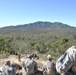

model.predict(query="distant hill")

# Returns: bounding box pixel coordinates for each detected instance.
[1,21,74,29]
[0,21,75,34]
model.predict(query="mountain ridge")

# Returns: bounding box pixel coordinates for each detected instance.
[1,21,75,29]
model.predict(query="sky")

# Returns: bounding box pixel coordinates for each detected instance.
[0,0,76,28]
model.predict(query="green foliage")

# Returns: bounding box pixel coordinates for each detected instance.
[0,36,20,53]
[0,36,10,53]
[29,42,47,53]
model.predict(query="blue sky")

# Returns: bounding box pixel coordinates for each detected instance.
[0,0,76,28]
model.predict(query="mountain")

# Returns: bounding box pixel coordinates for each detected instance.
[0,21,75,34]
[1,21,74,29]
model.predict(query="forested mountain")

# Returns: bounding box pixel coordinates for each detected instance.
[1,21,74,29]
[0,21,76,59]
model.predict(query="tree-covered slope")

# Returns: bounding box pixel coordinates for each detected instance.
[0,21,76,59]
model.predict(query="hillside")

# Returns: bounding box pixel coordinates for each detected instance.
[0,21,76,59]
